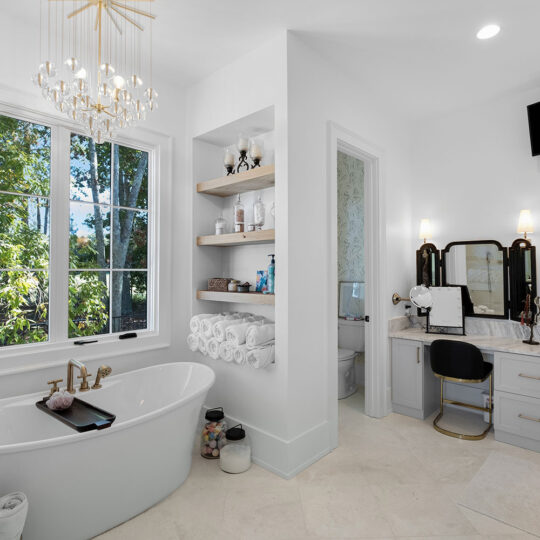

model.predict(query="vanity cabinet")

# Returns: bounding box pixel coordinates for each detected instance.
[494,351,540,452]
[391,338,439,419]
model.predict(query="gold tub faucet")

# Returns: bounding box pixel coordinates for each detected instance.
[67,359,91,394]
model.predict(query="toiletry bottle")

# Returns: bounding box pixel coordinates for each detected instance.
[265,254,275,294]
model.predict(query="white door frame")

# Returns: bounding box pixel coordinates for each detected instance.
[327,121,390,449]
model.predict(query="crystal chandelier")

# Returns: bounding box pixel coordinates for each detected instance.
[33,0,158,144]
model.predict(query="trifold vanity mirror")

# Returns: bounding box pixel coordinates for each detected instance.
[416,238,537,322]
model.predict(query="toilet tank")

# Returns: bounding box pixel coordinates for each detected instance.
[338,319,365,352]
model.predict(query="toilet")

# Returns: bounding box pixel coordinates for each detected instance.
[338,318,365,399]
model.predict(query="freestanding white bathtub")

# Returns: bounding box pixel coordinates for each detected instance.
[0,362,215,540]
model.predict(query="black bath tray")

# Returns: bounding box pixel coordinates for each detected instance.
[36,397,116,432]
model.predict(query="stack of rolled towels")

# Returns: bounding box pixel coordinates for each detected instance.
[188,312,275,369]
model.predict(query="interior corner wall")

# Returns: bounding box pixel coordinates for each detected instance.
[285,33,415,448]
[411,87,540,274]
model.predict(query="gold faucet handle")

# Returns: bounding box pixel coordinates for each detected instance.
[77,372,92,391]
[47,378,63,396]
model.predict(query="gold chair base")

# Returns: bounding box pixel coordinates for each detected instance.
[433,374,493,441]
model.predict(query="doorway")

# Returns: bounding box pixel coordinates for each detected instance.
[327,122,389,450]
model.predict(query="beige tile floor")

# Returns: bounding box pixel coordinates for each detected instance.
[96,389,540,540]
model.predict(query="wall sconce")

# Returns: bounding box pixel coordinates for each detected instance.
[517,209,534,239]
[419,218,433,245]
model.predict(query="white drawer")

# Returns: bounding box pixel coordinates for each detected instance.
[495,352,540,399]
[495,391,540,441]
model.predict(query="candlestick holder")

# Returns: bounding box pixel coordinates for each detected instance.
[225,165,235,176]
[251,157,261,168]
[236,150,250,173]
[521,294,539,345]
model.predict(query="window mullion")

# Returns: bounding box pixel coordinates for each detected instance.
[48,126,71,343]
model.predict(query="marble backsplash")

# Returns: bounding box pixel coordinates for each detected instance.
[388,314,540,341]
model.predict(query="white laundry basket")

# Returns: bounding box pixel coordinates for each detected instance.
[0,492,28,540]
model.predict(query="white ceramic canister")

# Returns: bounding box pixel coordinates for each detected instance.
[219,424,251,474]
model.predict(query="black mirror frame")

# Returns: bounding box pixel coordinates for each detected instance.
[508,238,537,322]
[441,240,509,320]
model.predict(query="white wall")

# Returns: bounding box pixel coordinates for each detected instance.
[412,86,540,258]
[0,10,184,398]
[286,33,415,440]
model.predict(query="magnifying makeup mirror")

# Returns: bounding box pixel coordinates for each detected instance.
[409,285,433,310]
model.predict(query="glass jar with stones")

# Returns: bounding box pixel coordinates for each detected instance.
[200,407,227,459]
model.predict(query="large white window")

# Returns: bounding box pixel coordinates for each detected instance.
[0,111,155,351]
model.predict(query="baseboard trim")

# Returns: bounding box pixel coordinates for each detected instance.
[200,406,331,478]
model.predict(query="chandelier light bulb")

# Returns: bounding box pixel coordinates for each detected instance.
[111,75,126,89]
[64,57,80,73]
[100,63,115,77]
[144,87,158,101]
[39,61,56,78]
[74,67,87,80]
[72,78,88,95]
[32,72,48,89]
[127,74,143,89]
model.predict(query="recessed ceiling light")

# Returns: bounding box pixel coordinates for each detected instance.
[477,24,501,40]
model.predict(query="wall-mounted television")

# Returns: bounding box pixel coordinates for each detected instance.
[527,101,540,156]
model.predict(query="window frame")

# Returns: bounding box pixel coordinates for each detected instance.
[0,102,172,375]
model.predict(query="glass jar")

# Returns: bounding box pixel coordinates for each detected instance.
[234,194,244,233]
[215,215,227,235]
[200,407,227,459]
[253,196,265,230]
[220,424,251,474]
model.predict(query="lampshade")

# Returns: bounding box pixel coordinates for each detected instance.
[517,210,534,237]
[419,219,433,242]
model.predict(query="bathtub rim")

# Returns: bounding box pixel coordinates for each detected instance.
[0,361,214,456]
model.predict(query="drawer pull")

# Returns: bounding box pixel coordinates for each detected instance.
[518,373,540,381]
[518,413,540,423]
[417,347,420,364]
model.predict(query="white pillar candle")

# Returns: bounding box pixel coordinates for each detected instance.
[250,143,262,160]
[237,134,249,152]
[224,149,235,166]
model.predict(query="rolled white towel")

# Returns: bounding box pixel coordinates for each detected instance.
[198,335,209,355]
[207,338,220,360]
[233,344,249,365]
[225,321,263,347]
[214,319,245,342]
[219,341,234,362]
[187,333,199,352]
[189,313,214,334]
[200,315,224,337]
[0,492,28,540]
[247,343,275,369]
[246,315,266,322]
[246,324,275,349]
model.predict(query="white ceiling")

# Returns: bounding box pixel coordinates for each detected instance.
[4,0,540,118]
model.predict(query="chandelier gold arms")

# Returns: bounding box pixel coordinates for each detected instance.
[109,5,144,31]
[105,6,123,33]
[111,2,156,19]
[67,2,93,19]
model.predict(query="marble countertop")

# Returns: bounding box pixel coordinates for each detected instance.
[389,327,540,357]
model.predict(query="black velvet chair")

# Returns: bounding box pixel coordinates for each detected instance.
[430,339,493,440]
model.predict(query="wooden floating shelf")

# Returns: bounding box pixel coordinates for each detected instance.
[197,290,275,305]
[197,164,275,197]
[197,229,275,247]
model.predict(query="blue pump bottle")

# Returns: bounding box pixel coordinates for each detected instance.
[265,254,275,294]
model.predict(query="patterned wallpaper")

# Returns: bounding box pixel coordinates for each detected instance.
[337,151,364,282]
